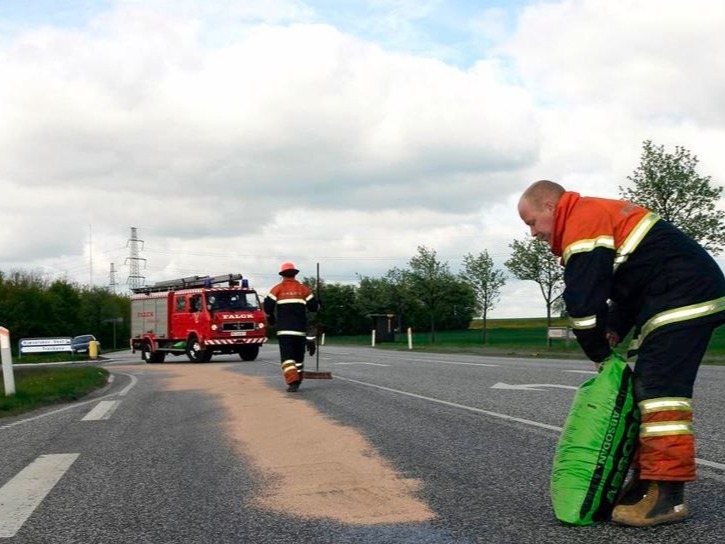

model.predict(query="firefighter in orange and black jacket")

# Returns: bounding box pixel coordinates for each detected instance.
[263,262,320,392]
[518,180,725,527]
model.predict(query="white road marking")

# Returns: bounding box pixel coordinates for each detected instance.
[370,355,499,368]
[335,362,389,367]
[337,376,562,432]
[491,382,579,391]
[0,453,80,538]
[337,376,725,472]
[81,400,120,421]
[409,359,499,367]
[117,372,138,396]
[564,370,598,375]
[0,372,137,430]
[697,458,725,470]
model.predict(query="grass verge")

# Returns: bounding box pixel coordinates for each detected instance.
[0,366,110,419]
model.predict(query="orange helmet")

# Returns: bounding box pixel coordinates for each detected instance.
[279,261,299,276]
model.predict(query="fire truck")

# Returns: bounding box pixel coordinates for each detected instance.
[130,274,268,363]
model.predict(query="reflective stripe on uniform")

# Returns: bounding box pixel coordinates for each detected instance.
[629,295,725,350]
[639,397,692,414]
[613,212,659,272]
[281,360,298,376]
[640,421,693,437]
[277,298,307,305]
[569,314,597,330]
[277,330,306,337]
[638,395,695,480]
[562,235,614,264]
[639,397,693,437]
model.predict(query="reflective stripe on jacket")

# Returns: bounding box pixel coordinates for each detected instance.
[264,277,319,336]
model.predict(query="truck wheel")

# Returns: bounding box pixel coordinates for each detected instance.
[150,351,166,363]
[142,342,166,364]
[142,342,154,363]
[239,346,260,361]
[186,337,212,363]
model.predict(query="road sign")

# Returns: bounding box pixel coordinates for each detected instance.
[18,337,73,356]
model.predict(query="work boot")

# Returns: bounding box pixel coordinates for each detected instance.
[616,470,649,506]
[611,481,688,527]
[286,381,300,393]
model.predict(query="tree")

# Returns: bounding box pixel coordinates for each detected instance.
[407,246,457,343]
[460,251,506,343]
[619,140,725,254]
[315,282,366,336]
[505,237,564,326]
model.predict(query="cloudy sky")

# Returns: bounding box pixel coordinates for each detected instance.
[1,0,724,318]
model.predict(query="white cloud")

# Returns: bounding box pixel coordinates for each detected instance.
[1,0,724,320]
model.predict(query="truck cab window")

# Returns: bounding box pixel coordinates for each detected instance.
[176,297,186,312]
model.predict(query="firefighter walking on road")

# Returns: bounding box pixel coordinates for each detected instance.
[264,262,320,392]
[518,180,725,527]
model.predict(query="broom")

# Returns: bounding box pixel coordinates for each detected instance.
[302,262,332,380]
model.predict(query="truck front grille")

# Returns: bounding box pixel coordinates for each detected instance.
[222,322,255,331]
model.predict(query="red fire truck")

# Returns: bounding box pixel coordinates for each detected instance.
[130,274,268,363]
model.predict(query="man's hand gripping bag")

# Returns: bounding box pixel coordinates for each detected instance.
[550,354,640,525]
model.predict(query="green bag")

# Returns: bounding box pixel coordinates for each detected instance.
[550,355,640,525]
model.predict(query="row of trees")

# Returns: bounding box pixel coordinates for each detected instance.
[0,271,130,353]
[307,246,503,343]
[1,141,722,348]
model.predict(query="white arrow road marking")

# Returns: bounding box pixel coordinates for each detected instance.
[337,376,725,473]
[82,400,120,421]
[335,362,390,367]
[0,453,80,538]
[491,382,579,391]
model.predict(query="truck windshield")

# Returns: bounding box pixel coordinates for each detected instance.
[207,291,259,311]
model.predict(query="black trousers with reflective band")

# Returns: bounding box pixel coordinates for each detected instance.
[634,323,716,401]
[278,334,306,373]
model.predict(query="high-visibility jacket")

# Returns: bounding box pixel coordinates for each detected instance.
[551,192,725,362]
[263,277,320,336]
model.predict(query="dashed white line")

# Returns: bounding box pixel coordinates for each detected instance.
[81,400,120,421]
[0,372,136,430]
[0,453,80,538]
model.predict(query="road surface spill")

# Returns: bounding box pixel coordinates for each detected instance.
[121,364,434,525]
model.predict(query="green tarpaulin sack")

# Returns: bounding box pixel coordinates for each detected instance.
[551,354,640,525]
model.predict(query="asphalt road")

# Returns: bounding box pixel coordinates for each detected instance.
[1,344,724,543]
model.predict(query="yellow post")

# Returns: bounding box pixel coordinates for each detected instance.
[89,340,99,360]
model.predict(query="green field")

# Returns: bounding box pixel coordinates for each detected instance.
[323,318,725,364]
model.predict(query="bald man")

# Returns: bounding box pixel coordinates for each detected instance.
[518,180,725,526]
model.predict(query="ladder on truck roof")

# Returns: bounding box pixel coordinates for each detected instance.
[131,274,246,294]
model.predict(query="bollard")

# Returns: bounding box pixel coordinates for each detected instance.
[89,340,99,360]
[1,327,16,396]
[407,327,413,350]
[371,329,376,347]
